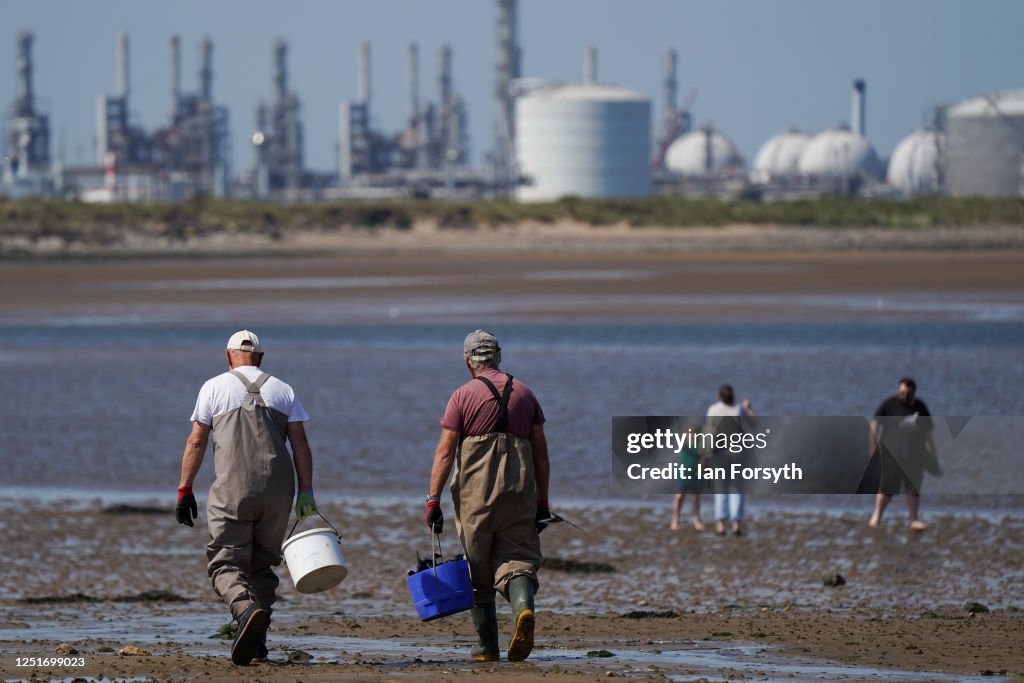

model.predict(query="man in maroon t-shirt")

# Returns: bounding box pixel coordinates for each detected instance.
[426,330,550,663]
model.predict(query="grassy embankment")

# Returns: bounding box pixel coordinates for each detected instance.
[1,196,1022,238]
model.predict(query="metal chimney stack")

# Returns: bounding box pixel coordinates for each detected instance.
[255,99,267,134]
[254,99,269,199]
[662,48,677,135]
[16,32,33,115]
[852,78,866,136]
[703,126,714,173]
[494,0,521,194]
[357,40,371,115]
[438,44,454,159]
[439,44,452,107]
[583,45,597,84]
[117,33,129,106]
[169,36,180,118]
[274,40,288,102]
[497,0,521,81]
[199,37,213,103]
[407,42,419,129]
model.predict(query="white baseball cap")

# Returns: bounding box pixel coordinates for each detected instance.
[226,330,262,353]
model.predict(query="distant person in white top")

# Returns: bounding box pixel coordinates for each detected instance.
[175,330,318,666]
[705,384,755,536]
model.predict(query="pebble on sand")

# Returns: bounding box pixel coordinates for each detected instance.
[823,572,846,587]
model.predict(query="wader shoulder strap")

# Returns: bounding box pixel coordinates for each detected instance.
[474,373,514,433]
[229,370,270,407]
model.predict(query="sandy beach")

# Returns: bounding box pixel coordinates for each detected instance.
[2,244,1023,325]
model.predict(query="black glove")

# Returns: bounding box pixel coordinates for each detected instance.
[176,487,198,527]
[536,500,551,534]
[426,501,444,533]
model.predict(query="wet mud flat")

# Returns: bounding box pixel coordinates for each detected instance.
[3,249,1024,325]
[0,603,1019,682]
[1,497,1022,680]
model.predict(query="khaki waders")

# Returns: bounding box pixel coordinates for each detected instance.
[451,374,542,661]
[206,371,295,620]
[452,432,542,599]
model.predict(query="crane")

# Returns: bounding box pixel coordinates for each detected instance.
[651,88,698,171]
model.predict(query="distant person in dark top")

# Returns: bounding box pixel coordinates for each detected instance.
[868,377,935,531]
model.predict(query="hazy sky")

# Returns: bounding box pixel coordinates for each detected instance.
[3,1,1022,174]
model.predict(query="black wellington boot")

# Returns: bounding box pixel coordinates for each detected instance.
[507,576,535,662]
[469,602,500,661]
[253,631,268,663]
[231,603,269,666]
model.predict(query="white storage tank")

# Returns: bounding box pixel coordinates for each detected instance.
[946,90,1024,197]
[887,129,944,194]
[751,129,811,181]
[515,83,651,201]
[664,126,743,176]
[797,127,882,180]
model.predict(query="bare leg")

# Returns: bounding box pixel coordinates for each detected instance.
[691,494,705,531]
[731,492,744,536]
[869,493,892,528]
[671,494,683,531]
[907,494,927,530]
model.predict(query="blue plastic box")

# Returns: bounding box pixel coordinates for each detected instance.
[407,558,474,621]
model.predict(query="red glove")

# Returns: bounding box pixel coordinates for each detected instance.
[176,486,198,527]
[426,501,443,533]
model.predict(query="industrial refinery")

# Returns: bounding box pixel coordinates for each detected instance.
[2,33,53,197]
[334,40,475,198]
[3,1,1023,202]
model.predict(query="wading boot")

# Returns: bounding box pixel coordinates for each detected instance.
[252,632,269,663]
[469,602,500,661]
[231,603,270,666]
[507,576,535,662]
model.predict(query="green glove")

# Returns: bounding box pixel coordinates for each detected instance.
[295,490,317,520]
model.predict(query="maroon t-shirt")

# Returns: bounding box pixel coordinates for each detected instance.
[440,368,545,439]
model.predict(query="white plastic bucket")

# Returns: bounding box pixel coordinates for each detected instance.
[282,527,348,594]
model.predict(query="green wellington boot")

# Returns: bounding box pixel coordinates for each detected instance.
[469,602,500,661]
[507,576,535,662]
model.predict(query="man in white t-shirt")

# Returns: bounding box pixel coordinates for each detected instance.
[705,384,755,536]
[176,330,318,666]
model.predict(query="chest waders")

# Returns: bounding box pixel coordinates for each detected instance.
[206,370,296,621]
[451,373,542,662]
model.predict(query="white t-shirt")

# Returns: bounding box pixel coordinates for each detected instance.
[705,400,752,434]
[190,365,310,425]
[706,401,749,419]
